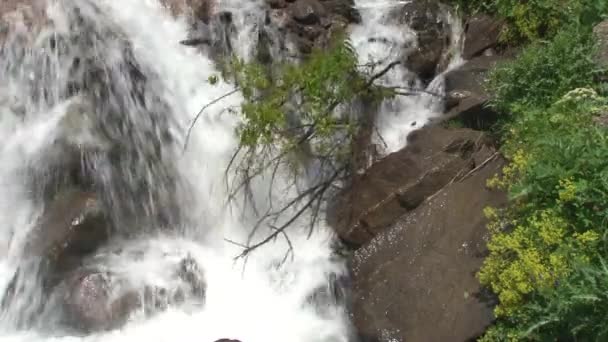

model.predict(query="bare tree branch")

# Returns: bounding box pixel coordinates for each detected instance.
[183,87,241,153]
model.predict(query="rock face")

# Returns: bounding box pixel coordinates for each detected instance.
[387,0,450,82]
[440,55,510,130]
[329,126,496,247]
[55,256,206,333]
[350,152,506,342]
[160,0,216,23]
[594,20,608,68]
[266,0,360,55]
[60,271,139,333]
[462,15,503,59]
[24,190,109,279]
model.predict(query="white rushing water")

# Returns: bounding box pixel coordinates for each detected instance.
[0,1,349,341]
[0,0,463,341]
[351,0,463,156]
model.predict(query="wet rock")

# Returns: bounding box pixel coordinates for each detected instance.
[329,126,495,247]
[440,55,510,130]
[320,0,361,24]
[177,255,206,298]
[23,189,109,282]
[57,255,206,332]
[266,0,359,55]
[387,0,449,82]
[291,0,325,25]
[60,271,139,333]
[350,153,506,342]
[160,0,216,23]
[463,15,503,59]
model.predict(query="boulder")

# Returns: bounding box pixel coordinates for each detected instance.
[60,271,139,333]
[319,0,360,24]
[23,189,109,280]
[290,0,325,25]
[594,21,608,70]
[462,15,503,59]
[56,255,206,333]
[266,0,359,55]
[351,153,506,342]
[387,0,449,82]
[439,55,509,130]
[329,126,496,247]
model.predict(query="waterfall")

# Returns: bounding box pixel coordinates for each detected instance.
[350,0,463,157]
[0,1,349,341]
[0,0,465,340]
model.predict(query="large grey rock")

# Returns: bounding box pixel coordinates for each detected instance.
[594,21,608,68]
[24,189,109,279]
[290,0,326,25]
[463,15,503,59]
[56,255,206,333]
[351,153,506,342]
[439,55,510,130]
[329,126,496,247]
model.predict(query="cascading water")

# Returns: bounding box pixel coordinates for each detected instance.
[0,1,350,341]
[350,0,463,156]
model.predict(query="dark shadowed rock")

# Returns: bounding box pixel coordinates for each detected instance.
[329,126,496,247]
[387,0,449,82]
[463,15,503,59]
[265,0,359,55]
[319,0,360,23]
[215,339,242,342]
[24,189,109,281]
[351,154,506,342]
[439,55,510,130]
[290,0,326,25]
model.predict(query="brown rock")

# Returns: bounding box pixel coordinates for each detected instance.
[320,0,361,24]
[160,0,216,23]
[594,21,608,68]
[61,271,139,333]
[351,153,506,342]
[329,126,495,247]
[439,55,510,130]
[24,189,109,278]
[290,0,326,25]
[387,0,449,82]
[463,15,503,59]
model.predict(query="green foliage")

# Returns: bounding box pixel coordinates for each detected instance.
[479,86,608,339]
[446,0,608,44]
[482,261,608,341]
[227,40,359,150]
[487,26,598,113]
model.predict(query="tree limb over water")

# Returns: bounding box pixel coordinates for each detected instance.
[185,39,440,259]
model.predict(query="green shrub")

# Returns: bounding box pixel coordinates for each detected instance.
[479,88,608,340]
[445,0,608,43]
[487,26,598,114]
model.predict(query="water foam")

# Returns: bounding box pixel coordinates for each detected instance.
[0,0,348,341]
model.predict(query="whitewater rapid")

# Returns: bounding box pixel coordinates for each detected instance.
[351,0,462,156]
[0,0,348,341]
[0,0,464,341]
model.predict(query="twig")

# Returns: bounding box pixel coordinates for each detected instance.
[183,87,241,152]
